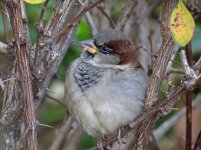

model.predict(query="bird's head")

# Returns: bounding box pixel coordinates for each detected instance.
[80,29,138,69]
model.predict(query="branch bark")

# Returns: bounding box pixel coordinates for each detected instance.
[186,42,193,150]
[3,1,36,149]
[154,93,201,140]
[0,0,89,149]
[49,116,74,150]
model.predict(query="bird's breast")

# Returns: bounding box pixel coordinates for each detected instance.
[66,60,148,137]
[73,62,104,92]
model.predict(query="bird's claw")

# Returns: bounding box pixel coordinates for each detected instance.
[97,134,111,150]
[97,142,104,150]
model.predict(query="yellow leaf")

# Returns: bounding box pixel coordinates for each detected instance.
[24,0,45,4]
[170,0,195,46]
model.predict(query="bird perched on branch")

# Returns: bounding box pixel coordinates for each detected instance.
[65,29,158,149]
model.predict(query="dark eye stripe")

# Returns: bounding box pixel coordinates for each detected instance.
[100,45,112,54]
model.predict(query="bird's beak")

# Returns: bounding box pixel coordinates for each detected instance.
[80,40,98,54]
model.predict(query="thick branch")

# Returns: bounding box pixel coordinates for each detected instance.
[4,0,36,149]
[185,42,193,150]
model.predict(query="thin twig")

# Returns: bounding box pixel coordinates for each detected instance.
[62,124,84,150]
[154,93,201,139]
[194,57,201,71]
[39,0,49,23]
[49,116,74,150]
[167,67,184,74]
[54,0,106,39]
[116,0,138,30]
[85,12,98,36]
[96,5,115,28]
[34,0,50,72]
[193,131,201,150]
[137,46,158,58]
[148,36,154,71]
[180,50,197,87]
[46,94,67,107]
[0,2,8,42]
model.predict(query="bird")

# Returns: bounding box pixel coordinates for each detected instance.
[65,29,158,149]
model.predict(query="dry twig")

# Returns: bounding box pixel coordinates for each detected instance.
[54,0,106,39]
[116,0,138,30]
[154,93,201,139]
[0,0,88,149]
[185,42,193,150]
[85,12,98,36]
[194,131,201,150]
[49,116,73,150]
[96,5,115,28]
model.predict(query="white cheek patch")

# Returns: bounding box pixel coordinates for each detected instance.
[85,60,131,71]
[94,53,120,65]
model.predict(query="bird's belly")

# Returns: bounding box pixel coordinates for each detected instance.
[70,97,108,137]
[83,81,145,136]
[70,87,144,137]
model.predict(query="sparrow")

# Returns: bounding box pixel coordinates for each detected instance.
[65,29,157,149]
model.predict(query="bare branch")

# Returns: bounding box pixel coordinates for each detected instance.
[180,50,197,88]
[85,12,98,36]
[0,0,88,149]
[194,131,201,150]
[62,124,84,150]
[54,0,106,39]
[49,116,73,150]
[33,0,89,106]
[167,67,184,74]
[185,42,193,150]
[3,1,37,149]
[154,93,201,139]
[0,2,9,42]
[116,0,138,30]
[194,57,201,71]
[46,94,67,107]
[96,5,115,28]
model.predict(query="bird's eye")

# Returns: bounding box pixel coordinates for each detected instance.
[100,45,112,54]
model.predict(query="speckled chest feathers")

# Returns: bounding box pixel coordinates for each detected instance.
[73,62,104,92]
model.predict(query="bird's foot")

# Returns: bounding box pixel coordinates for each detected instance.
[97,141,104,150]
[97,134,111,150]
